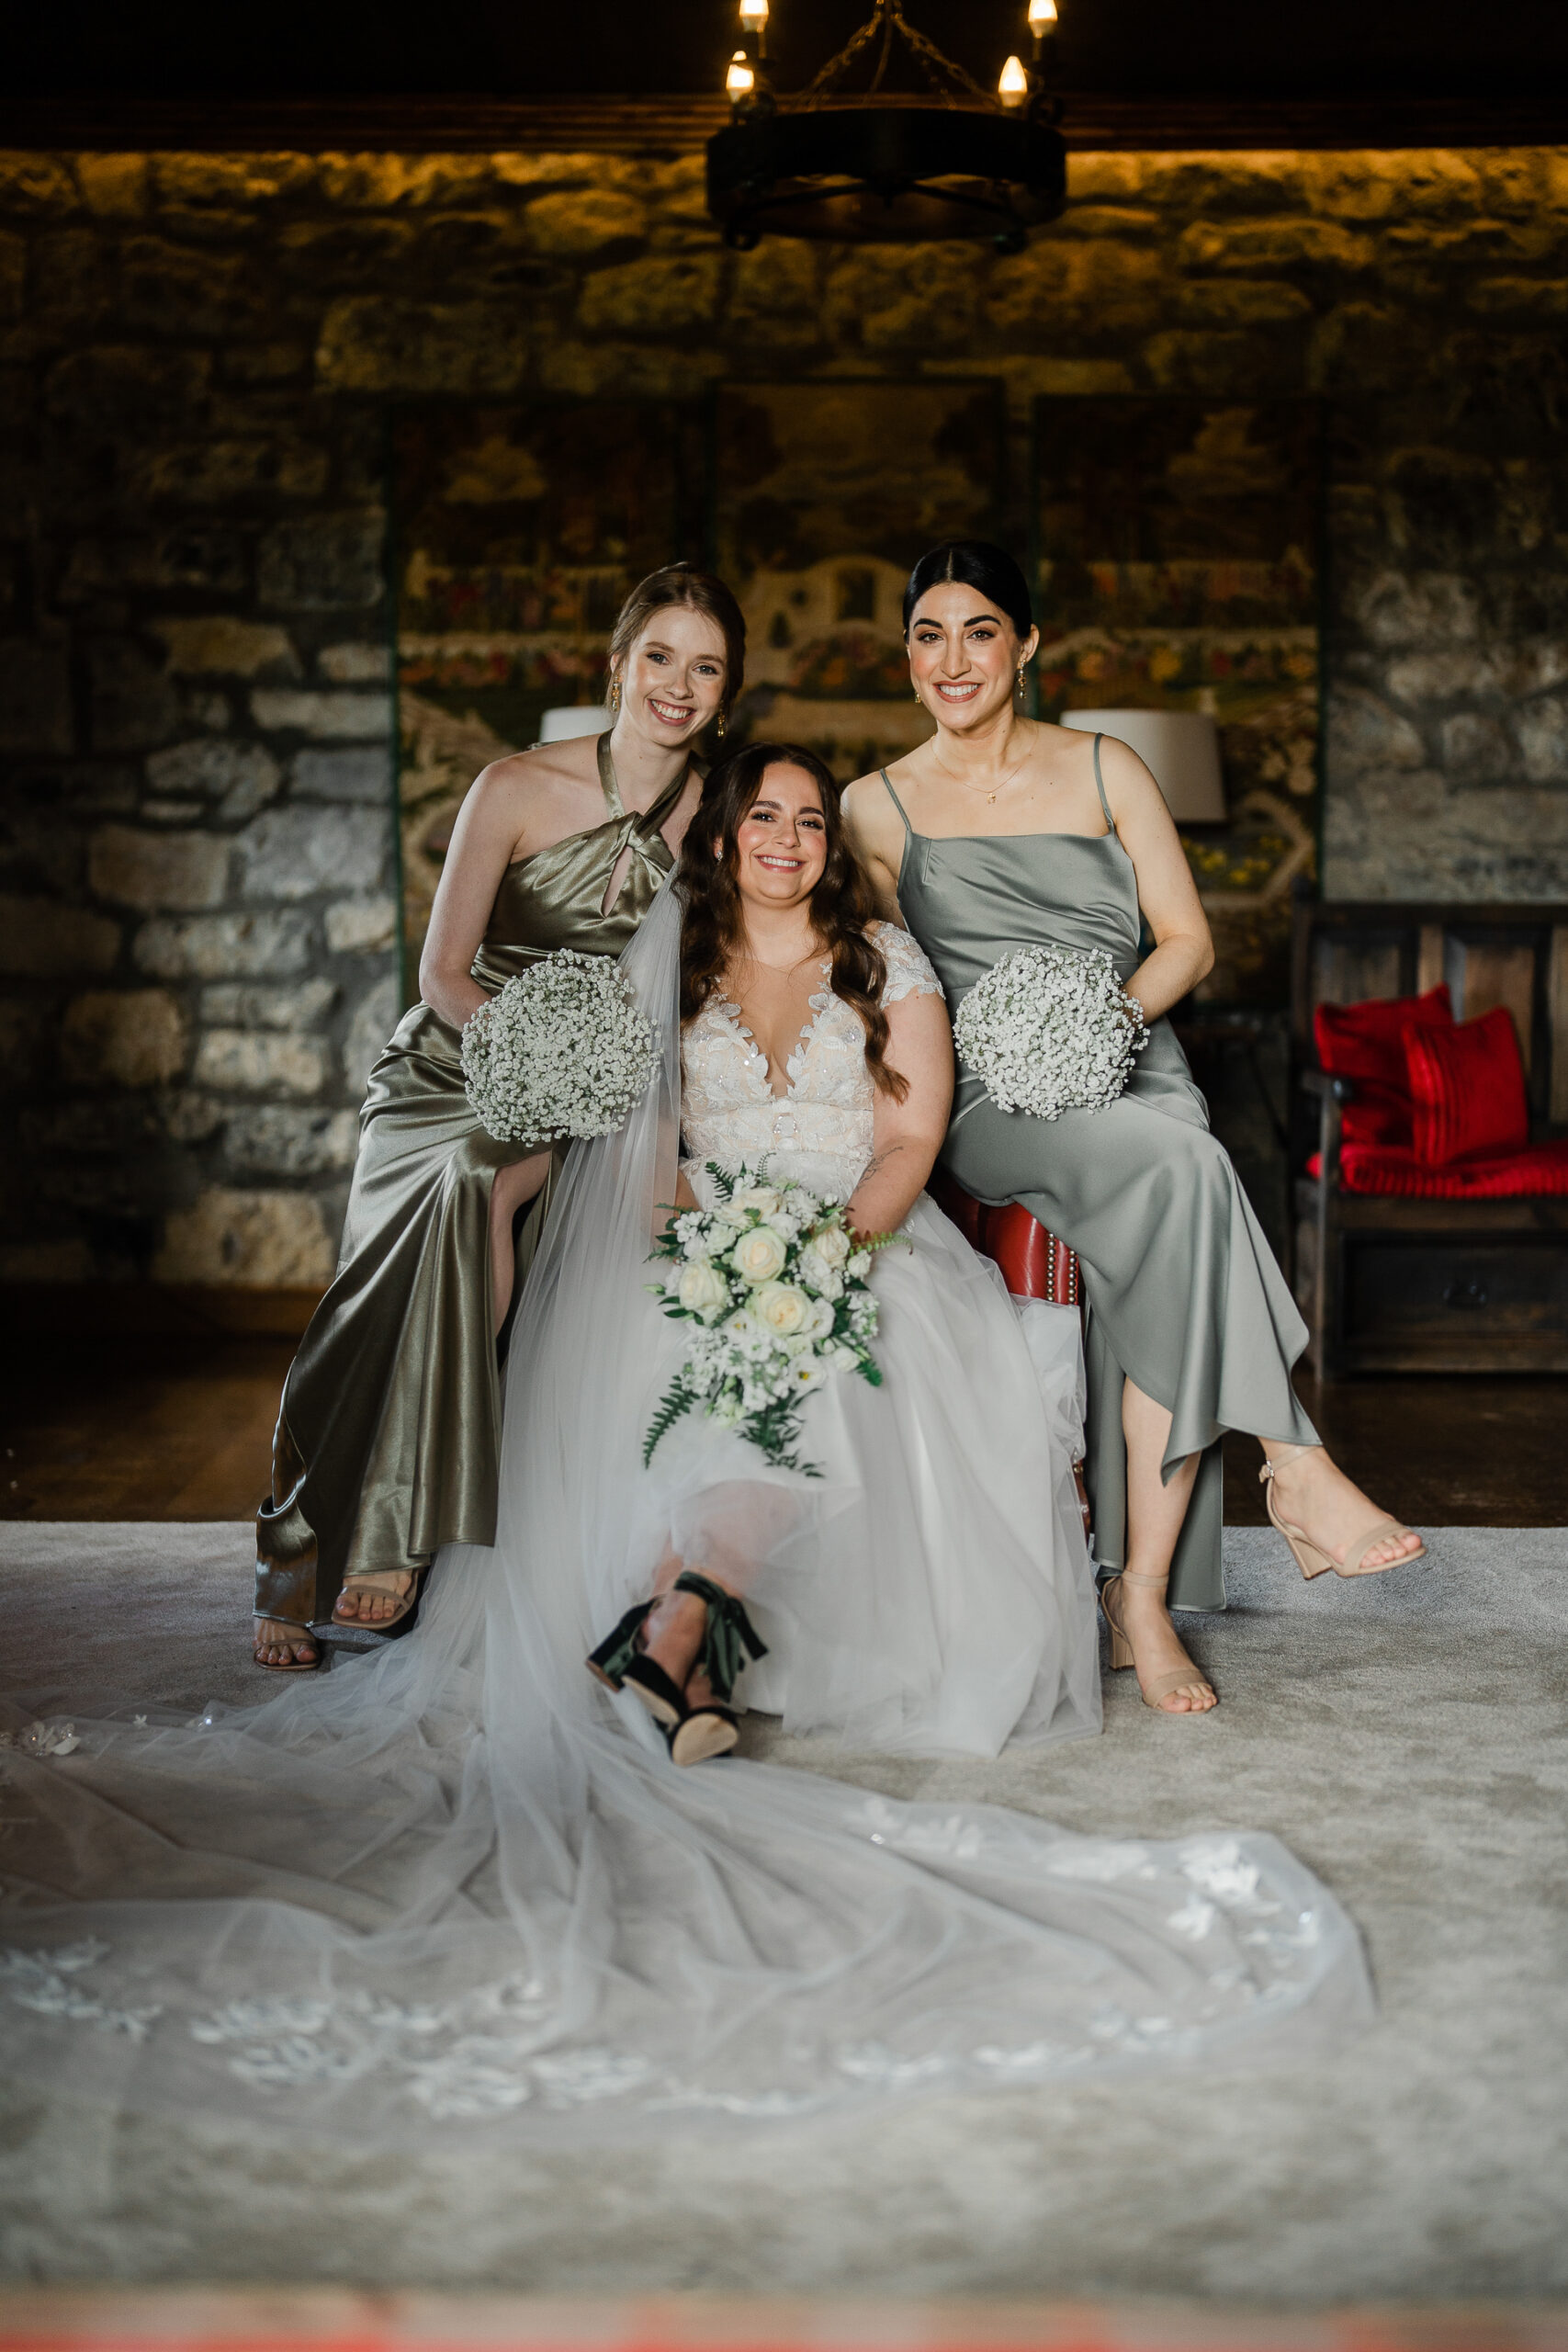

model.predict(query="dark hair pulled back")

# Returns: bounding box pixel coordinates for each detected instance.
[676,740,908,1102]
[902,539,1033,641]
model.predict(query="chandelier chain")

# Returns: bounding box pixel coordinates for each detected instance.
[798,0,988,105]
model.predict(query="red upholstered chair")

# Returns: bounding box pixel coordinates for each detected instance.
[1292,894,1568,1374]
[927,1170,1090,1538]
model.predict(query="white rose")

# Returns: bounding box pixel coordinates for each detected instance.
[729,1183,783,1220]
[809,1223,851,1268]
[676,1258,729,1317]
[804,1294,838,1342]
[752,1280,814,1338]
[732,1226,788,1285]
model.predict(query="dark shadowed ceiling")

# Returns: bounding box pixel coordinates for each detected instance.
[11,0,1568,100]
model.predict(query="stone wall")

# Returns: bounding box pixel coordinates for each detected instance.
[1,141,1565,1291]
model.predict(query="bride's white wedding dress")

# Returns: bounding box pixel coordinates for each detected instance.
[0,887,1371,2146]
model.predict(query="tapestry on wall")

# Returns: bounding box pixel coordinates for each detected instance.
[392,402,697,971]
[1033,398,1323,1004]
[713,380,1004,784]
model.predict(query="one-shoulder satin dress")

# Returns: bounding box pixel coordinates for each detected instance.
[254,738,696,1631]
[883,743,1318,1612]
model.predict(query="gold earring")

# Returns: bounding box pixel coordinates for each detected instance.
[716,710,727,739]
[608,678,622,714]
[1016,662,1026,695]
[912,682,922,702]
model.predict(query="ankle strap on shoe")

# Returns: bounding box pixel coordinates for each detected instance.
[1259,1442,1319,1484]
[1116,1570,1169,1590]
[673,1571,769,1702]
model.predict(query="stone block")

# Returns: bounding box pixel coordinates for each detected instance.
[193,1028,329,1096]
[133,910,313,980]
[146,739,282,821]
[44,345,210,435]
[1349,571,1481,650]
[256,511,386,612]
[1384,649,1499,702]
[524,188,646,253]
[822,244,978,351]
[0,639,73,754]
[1328,687,1427,775]
[1513,695,1568,784]
[344,974,401,1096]
[987,239,1163,341]
[1179,218,1374,275]
[61,989,188,1086]
[153,1185,336,1287]
[75,154,149,217]
[535,340,721,401]
[728,243,819,339]
[163,1091,224,1142]
[1142,329,1282,393]
[0,154,77,213]
[131,439,331,505]
[276,216,422,285]
[87,639,185,753]
[1439,711,1512,781]
[221,1104,359,1178]
[250,689,391,740]
[118,235,264,337]
[89,823,228,910]
[579,254,722,336]
[1324,767,1568,901]
[1135,154,1307,215]
[221,343,311,385]
[61,531,247,602]
[317,642,390,684]
[201,978,337,1029]
[1466,278,1568,321]
[315,297,529,396]
[0,995,52,1083]
[1176,279,1313,326]
[0,894,120,978]
[152,618,299,680]
[315,154,500,209]
[1055,205,1162,240]
[293,746,391,803]
[237,803,389,900]
[325,897,398,954]
[151,153,316,209]
[1307,303,1414,393]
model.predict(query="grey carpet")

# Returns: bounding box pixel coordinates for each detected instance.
[1,1521,1565,2304]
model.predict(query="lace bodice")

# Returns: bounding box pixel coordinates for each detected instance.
[681,922,942,1203]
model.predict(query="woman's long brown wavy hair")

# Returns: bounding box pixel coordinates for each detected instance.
[676,741,908,1102]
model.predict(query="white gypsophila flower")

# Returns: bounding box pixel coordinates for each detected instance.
[460,948,659,1147]
[953,944,1148,1123]
[796,1248,842,1300]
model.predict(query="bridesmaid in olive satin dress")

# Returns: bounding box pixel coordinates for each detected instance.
[253,566,747,1670]
[844,542,1423,1716]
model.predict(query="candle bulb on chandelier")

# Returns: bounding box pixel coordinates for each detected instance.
[1028,0,1058,57]
[739,0,769,57]
[997,53,1030,107]
[726,49,756,104]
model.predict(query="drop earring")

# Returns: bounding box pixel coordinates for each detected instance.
[608,678,622,715]
[716,710,727,739]
[1015,662,1026,697]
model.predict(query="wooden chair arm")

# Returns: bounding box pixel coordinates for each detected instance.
[1300,1067,1356,1103]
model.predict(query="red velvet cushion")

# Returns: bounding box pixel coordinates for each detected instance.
[1404,1006,1529,1166]
[1314,985,1453,1149]
[1309,1137,1568,1198]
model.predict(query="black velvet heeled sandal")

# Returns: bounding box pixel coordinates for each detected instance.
[586,1573,768,1764]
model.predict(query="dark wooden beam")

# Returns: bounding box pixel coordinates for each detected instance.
[0,91,1562,153]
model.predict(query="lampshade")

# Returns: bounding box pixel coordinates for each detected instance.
[538,705,613,744]
[1061,709,1227,823]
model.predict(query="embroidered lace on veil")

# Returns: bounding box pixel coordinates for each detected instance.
[0,881,1371,2145]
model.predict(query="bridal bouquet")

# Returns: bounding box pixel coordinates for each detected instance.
[461,948,659,1147]
[644,1164,892,1476]
[954,944,1148,1122]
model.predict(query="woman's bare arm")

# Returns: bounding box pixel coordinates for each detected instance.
[843,988,954,1242]
[1100,737,1215,1019]
[840,775,907,925]
[417,763,531,1028]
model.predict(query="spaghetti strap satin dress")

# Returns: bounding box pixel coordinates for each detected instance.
[882,741,1317,1611]
[254,736,696,1632]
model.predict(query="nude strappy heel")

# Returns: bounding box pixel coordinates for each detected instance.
[1099,1569,1216,1713]
[1259,1443,1427,1579]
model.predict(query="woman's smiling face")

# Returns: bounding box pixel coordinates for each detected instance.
[616,605,729,745]
[907,581,1036,733]
[728,762,829,915]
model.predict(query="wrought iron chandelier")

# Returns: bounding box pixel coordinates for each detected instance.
[705,0,1066,253]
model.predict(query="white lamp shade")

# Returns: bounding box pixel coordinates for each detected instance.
[1061,708,1226,823]
[538,704,613,744]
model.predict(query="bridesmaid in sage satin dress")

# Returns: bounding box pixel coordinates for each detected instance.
[844,541,1423,1715]
[252,565,746,1671]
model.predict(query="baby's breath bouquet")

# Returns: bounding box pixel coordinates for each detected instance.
[954,944,1148,1122]
[645,1164,892,1476]
[461,948,659,1147]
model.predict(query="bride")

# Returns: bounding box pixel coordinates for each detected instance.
[0,745,1371,2143]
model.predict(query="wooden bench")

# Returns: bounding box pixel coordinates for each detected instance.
[1291,895,1568,1375]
